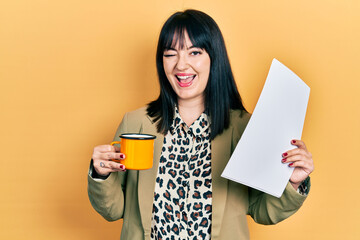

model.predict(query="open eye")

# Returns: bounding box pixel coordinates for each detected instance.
[190,51,202,56]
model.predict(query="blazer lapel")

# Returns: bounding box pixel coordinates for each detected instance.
[211,125,233,238]
[137,115,164,236]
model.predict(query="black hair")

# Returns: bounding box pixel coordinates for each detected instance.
[147,9,246,139]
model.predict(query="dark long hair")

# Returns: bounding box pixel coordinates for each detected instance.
[147,9,246,139]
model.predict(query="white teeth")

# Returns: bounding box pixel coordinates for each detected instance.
[177,75,193,80]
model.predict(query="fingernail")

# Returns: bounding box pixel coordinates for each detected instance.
[282,152,288,157]
[120,165,125,170]
[289,163,294,167]
[120,153,125,159]
[281,159,286,163]
[291,140,296,144]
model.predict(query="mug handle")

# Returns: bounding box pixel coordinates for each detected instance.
[110,140,122,163]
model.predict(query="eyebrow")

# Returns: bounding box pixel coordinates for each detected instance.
[164,46,200,51]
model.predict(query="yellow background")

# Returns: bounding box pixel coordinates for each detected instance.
[1,0,359,239]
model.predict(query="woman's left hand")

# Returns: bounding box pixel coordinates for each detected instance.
[282,139,314,189]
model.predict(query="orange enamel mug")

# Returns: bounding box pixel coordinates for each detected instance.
[111,133,156,170]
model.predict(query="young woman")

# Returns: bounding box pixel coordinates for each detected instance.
[88,9,314,240]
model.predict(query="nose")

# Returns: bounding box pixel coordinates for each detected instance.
[175,53,189,71]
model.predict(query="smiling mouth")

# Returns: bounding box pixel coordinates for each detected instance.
[175,74,196,87]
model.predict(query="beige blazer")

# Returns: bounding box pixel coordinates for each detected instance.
[88,107,308,240]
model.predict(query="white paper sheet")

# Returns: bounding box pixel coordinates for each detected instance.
[221,58,310,198]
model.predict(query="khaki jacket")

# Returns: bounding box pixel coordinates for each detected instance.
[88,107,308,240]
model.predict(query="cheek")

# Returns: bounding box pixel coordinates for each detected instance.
[196,57,211,75]
[163,60,175,76]
[163,63,169,74]
[199,63,211,81]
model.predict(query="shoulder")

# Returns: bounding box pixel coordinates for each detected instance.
[125,106,148,120]
[114,106,153,140]
[229,109,251,127]
[229,109,251,141]
[118,106,150,133]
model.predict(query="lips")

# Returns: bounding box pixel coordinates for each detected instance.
[175,73,196,87]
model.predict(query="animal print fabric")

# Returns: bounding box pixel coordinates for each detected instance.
[150,108,212,240]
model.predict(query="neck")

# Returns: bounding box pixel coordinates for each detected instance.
[177,97,205,127]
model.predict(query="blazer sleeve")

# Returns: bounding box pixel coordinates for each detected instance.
[247,181,308,225]
[87,113,129,221]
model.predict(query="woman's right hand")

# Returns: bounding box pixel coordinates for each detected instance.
[92,145,126,177]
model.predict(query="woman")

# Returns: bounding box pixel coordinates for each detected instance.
[88,9,314,240]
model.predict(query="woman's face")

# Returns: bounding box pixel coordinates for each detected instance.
[163,31,211,105]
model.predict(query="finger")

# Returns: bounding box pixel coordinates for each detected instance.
[291,139,308,151]
[107,161,126,171]
[95,152,125,160]
[288,160,314,173]
[94,145,117,153]
[282,148,308,158]
[282,154,309,164]
[285,148,312,161]
[93,160,114,176]
[95,160,126,172]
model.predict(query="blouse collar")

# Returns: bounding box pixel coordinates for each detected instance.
[170,106,210,136]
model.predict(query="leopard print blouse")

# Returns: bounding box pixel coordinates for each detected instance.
[150,108,212,240]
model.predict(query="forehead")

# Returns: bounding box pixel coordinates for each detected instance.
[167,30,194,50]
